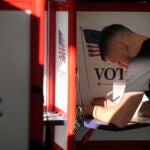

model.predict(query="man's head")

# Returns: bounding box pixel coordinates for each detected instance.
[99,24,135,70]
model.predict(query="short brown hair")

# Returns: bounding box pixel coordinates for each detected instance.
[99,24,133,61]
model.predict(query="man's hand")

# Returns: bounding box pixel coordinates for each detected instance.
[90,97,115,107]
[138,101,150,117]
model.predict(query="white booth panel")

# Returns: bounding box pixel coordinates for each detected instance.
[0,11,30,149]
[55,11,68,113]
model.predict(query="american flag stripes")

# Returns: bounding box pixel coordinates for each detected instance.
[58,30,66,63]
[83,29,101,57]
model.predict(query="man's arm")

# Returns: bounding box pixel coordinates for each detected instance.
[92,92,144,128]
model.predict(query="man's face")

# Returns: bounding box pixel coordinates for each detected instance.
[106,50,130,71]
[105,43,132,71]
[105,55,128,71]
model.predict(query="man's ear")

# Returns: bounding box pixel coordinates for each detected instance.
[115,42,129,56]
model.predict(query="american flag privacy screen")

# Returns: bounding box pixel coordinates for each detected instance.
[83,29,101,57]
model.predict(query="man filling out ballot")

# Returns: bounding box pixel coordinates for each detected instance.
[75,24,150,132]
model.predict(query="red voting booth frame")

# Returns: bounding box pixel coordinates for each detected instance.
[47,1,76,149]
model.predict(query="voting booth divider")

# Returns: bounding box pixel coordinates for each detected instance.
[0,0,76,149]
[0,0,45,149]
[43,1,76,150]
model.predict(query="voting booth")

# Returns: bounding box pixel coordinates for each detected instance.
[75,1,150,150]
